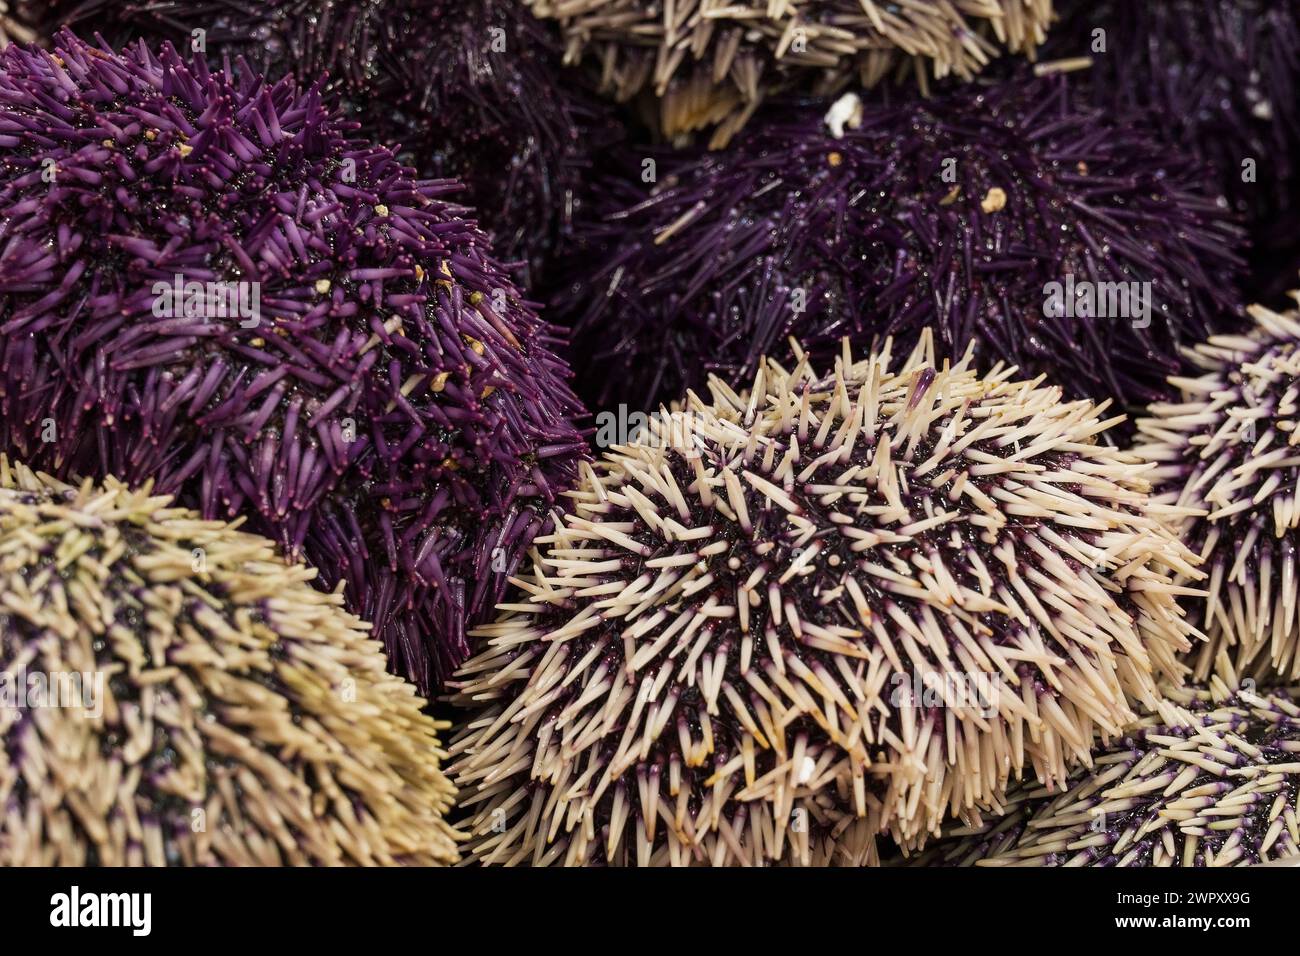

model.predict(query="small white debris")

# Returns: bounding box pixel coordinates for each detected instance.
[824,92,863,140]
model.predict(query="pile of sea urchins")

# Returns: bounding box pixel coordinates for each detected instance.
[1,2,1299,870]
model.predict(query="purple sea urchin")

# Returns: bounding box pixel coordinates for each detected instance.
[911,681,1300,867]
[449,333,1201,864]
[0,458,459,866]
[555,73,1246,420]
[31,0,617,282]
[1041,0,1300,299]
[533,0,1052,145]
[1134,293,1300,685]
[0,32,587,692]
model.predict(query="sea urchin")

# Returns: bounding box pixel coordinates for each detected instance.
[29,0,617,282]
[449,332,1201,865]
[555,73,1246,420]
[0,32,587,692]
[0,458,458,866]
[912,680,1300,867]
[1135,292,1300,684]
[532,0,1053,144]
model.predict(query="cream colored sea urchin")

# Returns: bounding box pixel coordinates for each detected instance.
[1135,293,1300,684]
[0,460,459,866]
[911,677,1300,868]
[449,333,1201,865]
[534,0,1054,144]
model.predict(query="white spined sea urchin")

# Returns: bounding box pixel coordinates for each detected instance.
[449,333,1202,865]
[1135,292,1300,684]
[911,678,1300,867]
[533,0,1053,144]
[0,459,459,866]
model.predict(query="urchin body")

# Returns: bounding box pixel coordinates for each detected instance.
[1136,296,1300,684]
[912,683,1300,867]
[555,74,1245,419]
[29,0,615,282]
[532,0,1052,144]
[0,459,458,866]
[450,333,1201,865]
[0,33,587,692]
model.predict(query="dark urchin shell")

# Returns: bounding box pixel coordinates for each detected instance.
[0,458,459,866]
[1041,0,1300,303]
[30,0,619,284]
[530,0,1052,145]
[0,32,587,692]
[449,333,1200,865]
[1135,294,1300,685]
[554,72,1247,422]
[910,680,1300,867]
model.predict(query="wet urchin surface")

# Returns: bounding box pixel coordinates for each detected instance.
[1135,293,1300,685]
[553,72,1247,424]
[1040,0,1300,304]
[909,680,1300,867]
[0,32,588,693]
[0,458,459,866]
[27,0,621,284]
[528,0,1053,146]
[448,332,1201,865]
